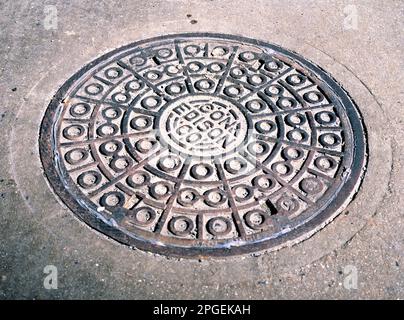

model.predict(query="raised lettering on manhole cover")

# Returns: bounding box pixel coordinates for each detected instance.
[39,33,366,257]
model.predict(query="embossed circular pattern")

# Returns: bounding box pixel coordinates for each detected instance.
[40,33,366,257]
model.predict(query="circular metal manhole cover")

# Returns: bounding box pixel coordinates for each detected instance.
[39,33,366,257]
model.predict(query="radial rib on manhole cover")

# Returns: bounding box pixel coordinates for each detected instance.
[39,33,366,257]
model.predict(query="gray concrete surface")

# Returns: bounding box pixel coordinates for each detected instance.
[0,0,403,299]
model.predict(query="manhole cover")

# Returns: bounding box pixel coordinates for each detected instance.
[39,33,366,257]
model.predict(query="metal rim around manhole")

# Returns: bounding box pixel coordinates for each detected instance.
[39,33,367,258]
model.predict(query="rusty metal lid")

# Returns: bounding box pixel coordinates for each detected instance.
[39,33,366,257]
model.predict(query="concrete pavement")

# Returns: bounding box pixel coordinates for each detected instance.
[0,0,402,299]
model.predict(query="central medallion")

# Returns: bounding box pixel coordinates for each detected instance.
[157,94,249,158]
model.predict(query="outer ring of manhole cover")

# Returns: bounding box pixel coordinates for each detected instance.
[39,33,366,258]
